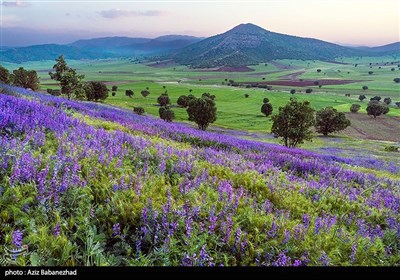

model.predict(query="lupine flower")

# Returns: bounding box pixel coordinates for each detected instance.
[319,252,330,266]
[12,230,23,249]
[112,223,121,237]
[53,224,60,237]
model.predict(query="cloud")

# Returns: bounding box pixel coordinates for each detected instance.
[2,0,29,7]
[100,9,165,19]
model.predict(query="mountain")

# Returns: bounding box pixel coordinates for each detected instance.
[0,44,112,63]
[69,36,151,48]
[370,42,400,53]
[173,23,366,67]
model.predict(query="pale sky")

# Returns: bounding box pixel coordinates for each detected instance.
[1,0,399,46]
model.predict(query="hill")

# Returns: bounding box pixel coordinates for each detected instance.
[173,23,367,67]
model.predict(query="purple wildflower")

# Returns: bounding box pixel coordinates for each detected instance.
[319,251,330,266]
[112,223,121,237]
[53,224,60,237]
[12,229,23,249]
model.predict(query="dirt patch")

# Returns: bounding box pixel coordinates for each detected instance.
[241,79,363,87]
[340,113,400,142]
[270,61,299,70]
[195,66,255,72]
[278,71,306,80]
[146,60,177,68]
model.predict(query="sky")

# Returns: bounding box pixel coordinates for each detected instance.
[1,0,399,47]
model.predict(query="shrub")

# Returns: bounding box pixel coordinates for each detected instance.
[394,78,400,83]
[263,97,269,104]
[84,81,109,101]
[350,104,361,113]
[111,85,118,91]
[141,90,150,98]
[290,89,296,94]
[368,71,373,75]
[395,102,400,108]
[359,95,366,101]
[383,97,392,105]
[362,85,368,90]
[177,95,189,107]
[133,107,145,115]
[159,106,174,122]
[261,103,273,117]
[112,92,116,96]
[305,88,313,94]
[317,69,321,73]
[157,93,170,106]
[370,96,381,101]
[125,90,134,98]
[384,145,399,152]
[244,94,249,98]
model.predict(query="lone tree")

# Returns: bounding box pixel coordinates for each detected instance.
[187,94,217,131]
[350,104,361,113]
[11,67,40,90]
[125,90,134,98]
[359,94,366,101]
[157,93,170,106]
[159,106,174,122]
[177,95,189,107]
[315,107,350,136]
[84,81,109,101]
[261,98,273,117]
[366,100,389,118]
[0,65,10,84]
[49,55,85,100]
[271,98,315,148]
[362,85,368,90]
[383,97,392,105]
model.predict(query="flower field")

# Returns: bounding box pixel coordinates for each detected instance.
[0,84,399,266]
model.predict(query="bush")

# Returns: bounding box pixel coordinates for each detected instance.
[305,88,313,94]
[111,85,118,91]
[394,78,400,83]
[157,93,170,106]
[350,104,361,113]
[159,106,174,122]
[261,103,273,117]
[383,97,392,105]
[112,92,116,96]
[125,90,134,98]
[359,94,366,101]
[11,67,40,90]
[317,69,321,73]
[290,89,296,94]
[46,89,61,96]
[368,71,373,75]
[384,146,399,152]
[395,102,400,108]
[362,85,368,90]
[133,107,145,115]
[263,97,269,104]
[177,95,189,107]
[244,94,249,98]
[370,96,381,101]
[141,90,150,98]
[84,81,109,101]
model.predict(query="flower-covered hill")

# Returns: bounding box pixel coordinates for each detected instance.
[0,85,399,266]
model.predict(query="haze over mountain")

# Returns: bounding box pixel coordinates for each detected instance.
[0,23,398,64]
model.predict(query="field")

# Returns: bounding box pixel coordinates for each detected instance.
[0,85,399,266]
[1,56,399,266]
[3,56,399,137]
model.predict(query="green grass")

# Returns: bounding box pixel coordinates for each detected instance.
[4,57,400,133]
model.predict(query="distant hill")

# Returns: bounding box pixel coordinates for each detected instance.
[173,23,367,67]
[0,44,112,63]
[370,42,400,53]
[69,36,151,48]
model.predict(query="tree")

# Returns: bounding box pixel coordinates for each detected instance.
[202,92,215,100]
[394,78,400,83]
[366,100,389,118]
[368,71,373,75]
[350,104,361,113]
[261,103,273,117]
[125,90,134,98]
[49,55,85,100]
[395,102,400,108]
[112,92,116,96]
[11,67,40,90]
[157,93,170,106]
[317,69,321,73]
[359,94,366,101]
[84,81,109,101]
[290,89,296,94]
[271,98,315,148]
[263,97,269,104]
[362,85,368,90]
[315,107,350,135]
[187,95,217,131]
[159,106,174,122]
[0,65,10,84]
[177,95,189,107]
[370,96,381,101]
[141,90,150,98]
[383,97,392,105]
[305,88,313,93]
[133,107,145,115]
[112,85,118,91]
[244,94,249,98]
